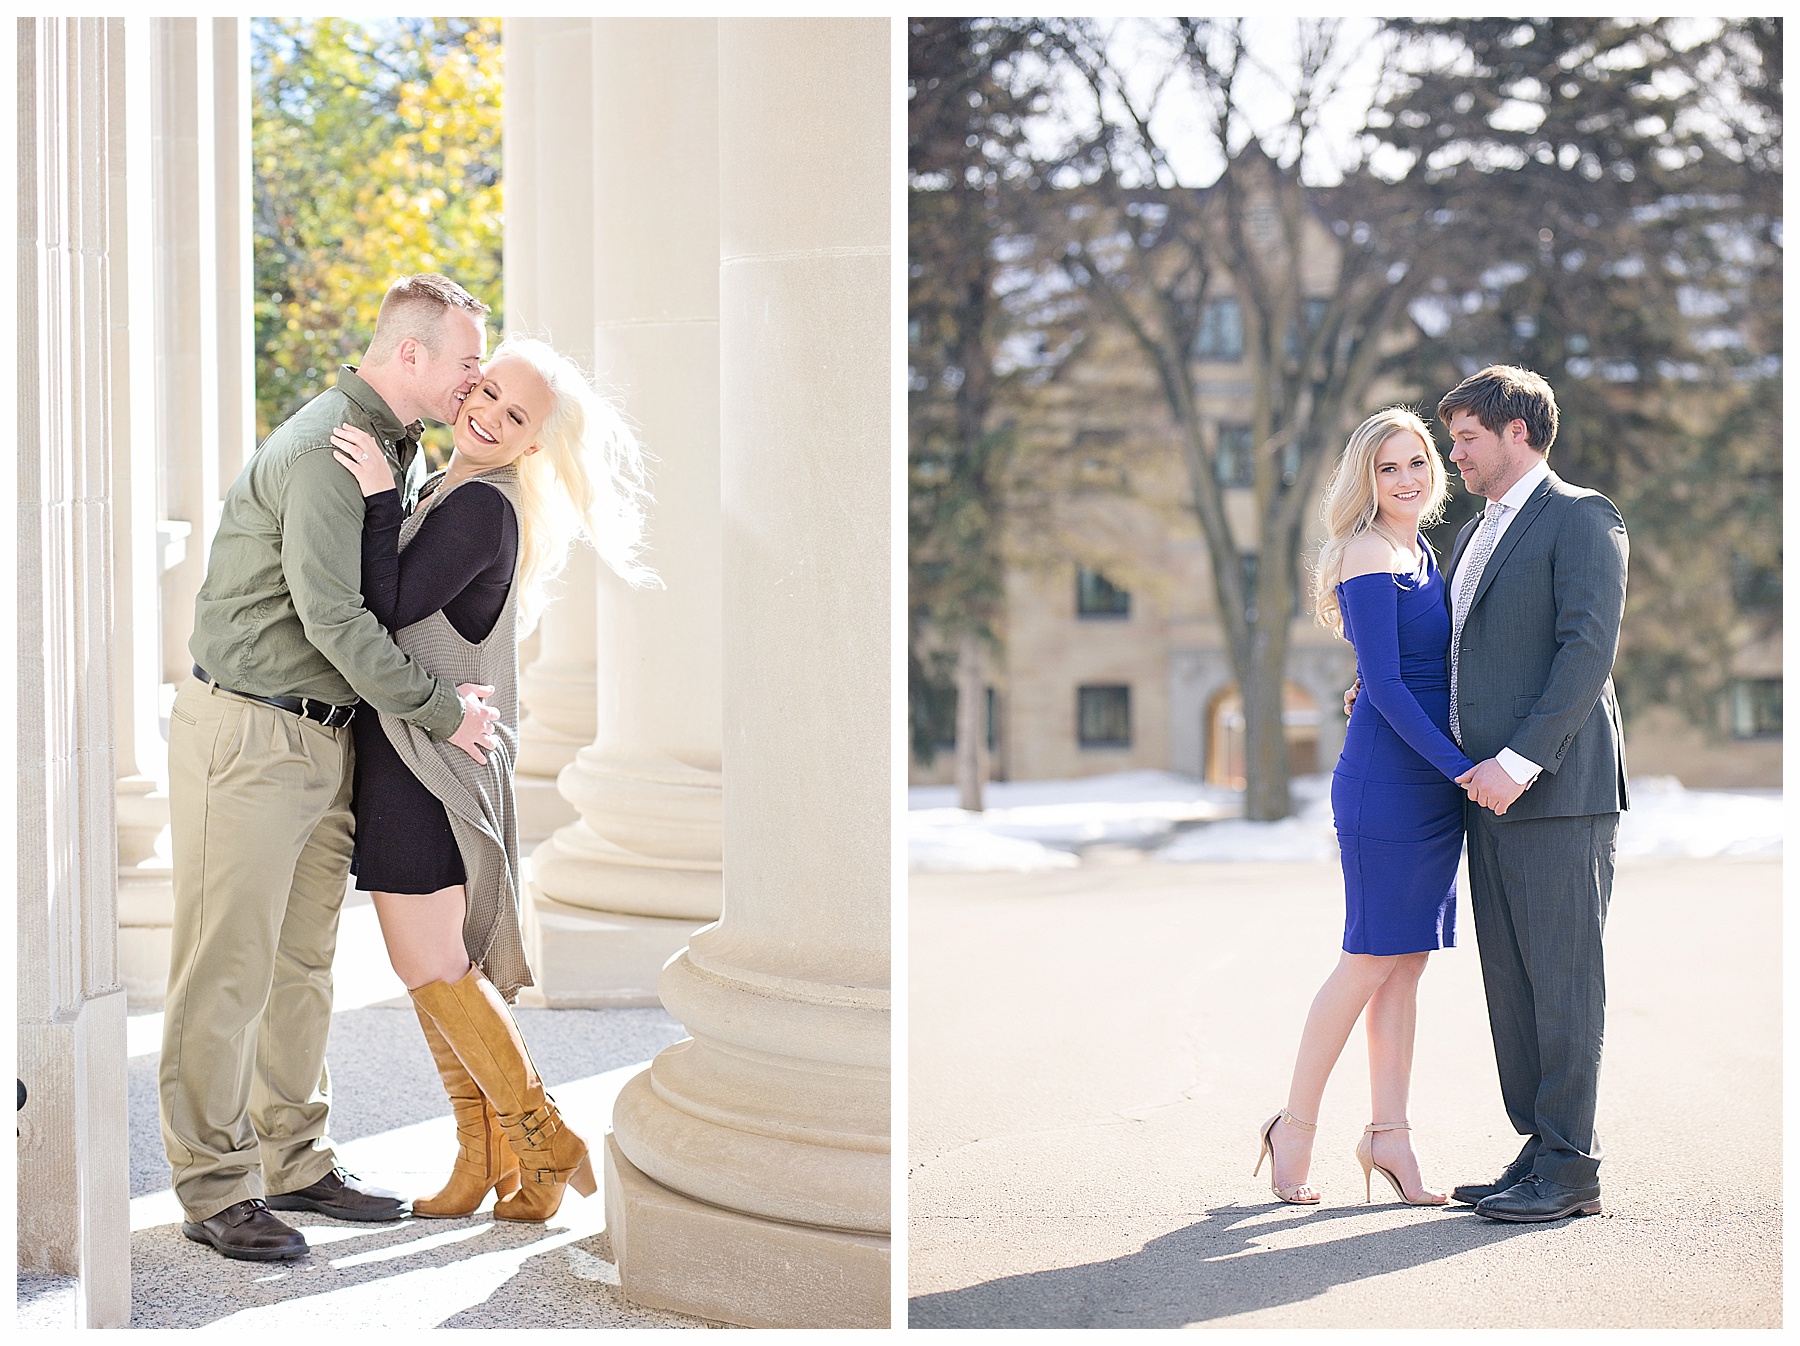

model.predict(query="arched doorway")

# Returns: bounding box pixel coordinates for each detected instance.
[1204,682,1322,789]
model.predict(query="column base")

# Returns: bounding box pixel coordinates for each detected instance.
[526,889,705,1006]
[604,1132,889,1329]
[119,865,174,1009]
[18,989,131,1327]
[515,772,580,845]
[119,925,171,1010]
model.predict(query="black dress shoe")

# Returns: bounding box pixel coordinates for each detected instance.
[182,1198,309,1261]
[1474,1172,1602,1223]
[1451,1155,1534,1206]
[266,1166,410,1222]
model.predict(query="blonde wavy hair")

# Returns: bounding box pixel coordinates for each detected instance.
[1311,406,1447,637]
[493,335,660,632]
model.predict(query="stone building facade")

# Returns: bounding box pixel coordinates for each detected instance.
[14,16,890,1329]
[913,183,1781,793]
[913,184,1369,790]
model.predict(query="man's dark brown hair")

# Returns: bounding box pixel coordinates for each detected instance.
[1436,364,1559,453]
[365,273,490,363]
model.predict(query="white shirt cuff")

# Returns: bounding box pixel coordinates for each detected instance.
[1497,747,1541,785]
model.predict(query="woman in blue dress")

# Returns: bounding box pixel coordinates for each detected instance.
[1253,407,1473,1208]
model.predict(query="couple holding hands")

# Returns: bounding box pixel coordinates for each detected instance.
[1257,366,1630,1225]
[160,274,656,1260]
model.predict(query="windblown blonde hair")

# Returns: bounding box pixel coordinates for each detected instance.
[492,336,660,632]
[1311,407,1447,637]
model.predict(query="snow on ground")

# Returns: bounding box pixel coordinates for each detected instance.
[907,770,1238,873]
[1615,776,1783,861]
[908,770,1781,872]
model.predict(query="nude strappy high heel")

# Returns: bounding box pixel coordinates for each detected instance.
[1355,1121,1448,1206]
[1254,1108,1322,1205]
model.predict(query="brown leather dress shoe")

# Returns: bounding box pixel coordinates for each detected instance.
[182,1198,309,1261]
[266,1166,409,1222]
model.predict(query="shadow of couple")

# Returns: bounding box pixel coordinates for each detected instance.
[909,1195,1555,1328]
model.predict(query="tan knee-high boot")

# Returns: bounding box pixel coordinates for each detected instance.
[407,998,522,1217]
[411,967,596,1222]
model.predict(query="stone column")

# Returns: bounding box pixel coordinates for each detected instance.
[117,18,254,1007]
[14,16,132,1326]
[605,19,891,1328]
[512,552,594,839]
[503,17,597,843]
[211,19,256,490]
[113,16,171,1005]
[152,18,222,689]
[524,19,724,1006]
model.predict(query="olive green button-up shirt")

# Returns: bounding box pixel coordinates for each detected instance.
[188,366,465,741]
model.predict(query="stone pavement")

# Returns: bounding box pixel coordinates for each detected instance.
[23,889,721,1330]
[907,856,1781,1328]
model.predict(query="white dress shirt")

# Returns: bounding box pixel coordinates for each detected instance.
[1453,456,1551,785]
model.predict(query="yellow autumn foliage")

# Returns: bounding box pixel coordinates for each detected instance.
[253,17,502,455]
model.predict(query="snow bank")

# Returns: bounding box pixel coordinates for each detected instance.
[1615,776,1782,861]
[908,770,1239,873]
[907,770,1781,872]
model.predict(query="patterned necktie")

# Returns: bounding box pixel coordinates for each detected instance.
[1448,502,1508,745]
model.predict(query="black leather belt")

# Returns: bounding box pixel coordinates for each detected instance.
[193,664,357,729]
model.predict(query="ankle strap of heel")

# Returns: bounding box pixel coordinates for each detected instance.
[1279,1108,1317,1133]
[1364,1121,1410,1133]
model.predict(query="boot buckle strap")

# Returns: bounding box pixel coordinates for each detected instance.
[514,1106,557,1145]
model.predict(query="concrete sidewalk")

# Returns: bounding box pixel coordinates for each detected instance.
[907,856,1781,1328]
[21,890,719,1330]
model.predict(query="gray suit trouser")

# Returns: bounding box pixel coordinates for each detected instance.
[1465,807,1618,1189]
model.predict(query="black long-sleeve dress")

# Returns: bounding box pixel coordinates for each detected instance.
[350,480,520,894]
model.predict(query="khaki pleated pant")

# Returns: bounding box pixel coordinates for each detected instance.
[160,677,354,1221]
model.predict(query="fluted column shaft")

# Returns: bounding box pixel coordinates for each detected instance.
[529,18,724,917]
[116,19,252,1008]
[14,16,131,1326]
[511,18,724,1004]
[151,18,221,688]
[604,18,891,1329]
[506,18,599,811]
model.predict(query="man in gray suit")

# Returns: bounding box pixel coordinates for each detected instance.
[1437,365,1630,1223]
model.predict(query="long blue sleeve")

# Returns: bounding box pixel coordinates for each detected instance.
[1340,572,1475,781]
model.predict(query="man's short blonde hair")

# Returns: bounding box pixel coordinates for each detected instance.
[364,273,489,364]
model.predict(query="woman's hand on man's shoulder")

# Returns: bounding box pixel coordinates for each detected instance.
[330,423,397,499]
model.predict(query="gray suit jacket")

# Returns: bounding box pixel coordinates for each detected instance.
[1446,469,1630,821]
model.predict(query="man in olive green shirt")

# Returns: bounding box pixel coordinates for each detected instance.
[163,274,500,1261]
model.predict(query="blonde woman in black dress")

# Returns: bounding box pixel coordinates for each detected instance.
[331,336,655,1220]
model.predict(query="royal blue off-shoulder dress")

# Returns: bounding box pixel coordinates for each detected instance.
[1332,546,1474,955]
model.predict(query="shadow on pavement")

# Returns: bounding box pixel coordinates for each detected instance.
[129,1006,687,1198]
[128,1005,699,1328]
[909,1199,1551,1327]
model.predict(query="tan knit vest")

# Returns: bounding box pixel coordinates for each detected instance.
[378,464,531,999]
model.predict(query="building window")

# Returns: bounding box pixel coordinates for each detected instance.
[1274,437,1302,488]
[1284,297,1330,360]
[1729,678,1781,738]
[912,681,999,757]
[1076,569,1130,619]
[1216,422,1254,488]
[1077,684,1132,749]
[1194,297,1244,362]
[1238,552,1301,624]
